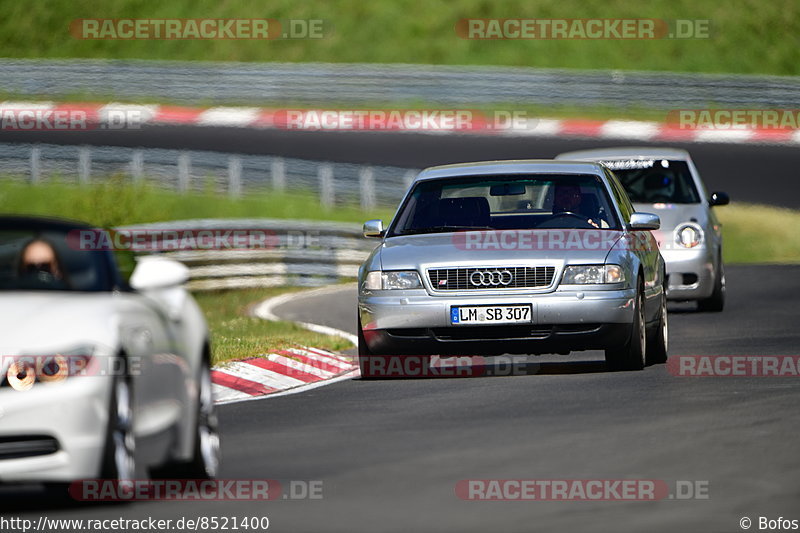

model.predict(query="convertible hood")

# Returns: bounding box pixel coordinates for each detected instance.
[379,230,624,270]
[0,292,119,358]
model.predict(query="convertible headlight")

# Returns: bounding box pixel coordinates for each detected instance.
[675,223,703,248]
[562,265,625,284]
[3,346,96,391]
[363,270,423,290]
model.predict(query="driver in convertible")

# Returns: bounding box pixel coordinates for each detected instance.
[18,238,68,287]
[552,184,600,228]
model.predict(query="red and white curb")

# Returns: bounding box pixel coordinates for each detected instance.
[212,285,359,405]
[3,101,800,146]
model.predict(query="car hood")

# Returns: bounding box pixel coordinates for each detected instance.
[379,230,624,271]
[0,292,120,362]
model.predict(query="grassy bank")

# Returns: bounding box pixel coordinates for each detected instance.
[0,0,797,76]
[193,287,352,365]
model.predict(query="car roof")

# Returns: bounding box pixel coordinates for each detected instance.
[414,159,607,182]
[555,146,691,161]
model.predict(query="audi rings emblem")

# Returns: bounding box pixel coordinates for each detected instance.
[470,269,514,286]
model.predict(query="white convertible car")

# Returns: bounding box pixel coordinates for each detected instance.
[0,216,219,494]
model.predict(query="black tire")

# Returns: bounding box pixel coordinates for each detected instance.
[357,315,377,379]
[152,356,220,479]
[605,279,647,371]
[646,288,669,365]
[698,257,725,312]
[100,372,136,487]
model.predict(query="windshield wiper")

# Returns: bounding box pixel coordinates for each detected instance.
[395,225,494,236]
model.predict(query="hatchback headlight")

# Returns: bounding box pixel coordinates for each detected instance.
[675,223,703,248]
[562,264,625,284]
[364,270,423,290]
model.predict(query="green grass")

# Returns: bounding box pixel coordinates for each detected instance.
[193,286,353,366]
[0,0,798,76]
[717,203,800,264]
[0,176,394,228]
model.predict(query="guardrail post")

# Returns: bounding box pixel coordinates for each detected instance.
[228,156,242,197]
[359,166,375,210]
[318,163,334,208]
[177,152,190,193]
[30,147,41,185]
[131,150,144,183]
[271,157,286,191]
[78,146,91,185]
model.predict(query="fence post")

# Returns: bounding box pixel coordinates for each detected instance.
[318,163,334,208]
[131,150,144,183]
[271,157,286,191]
[228,156,242,197]
[78,146,91,185]
[177,152,190,193]
[359,166,375,210]
[30,147,41,184]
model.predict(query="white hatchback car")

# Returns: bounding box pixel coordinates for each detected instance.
[557,147,728,311]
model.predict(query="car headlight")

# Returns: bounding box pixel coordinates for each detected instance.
[363,270,423,290]
[3,345,96,391]
[562,265,625,284]
[675,223,703,248]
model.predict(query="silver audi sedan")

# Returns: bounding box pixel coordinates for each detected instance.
[556,147,728,311]
[357,160,668,374]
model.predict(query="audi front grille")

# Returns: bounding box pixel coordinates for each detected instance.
[427,266,556,291]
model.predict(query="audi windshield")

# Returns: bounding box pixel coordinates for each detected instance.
[388,174,622,237]
[601,159,701,204]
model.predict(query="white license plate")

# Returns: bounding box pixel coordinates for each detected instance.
[450,305,532,325]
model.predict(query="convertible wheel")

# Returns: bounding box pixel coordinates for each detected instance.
[698,258,725,312]
[605,280,646,371]
[101,375,136,486]
[156,359,220,479]
[646,289,669,365]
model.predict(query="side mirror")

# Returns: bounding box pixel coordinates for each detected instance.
[130,256,189,291]
[363,219,385,238]
[629,212,661,231]
[709,191,730,206]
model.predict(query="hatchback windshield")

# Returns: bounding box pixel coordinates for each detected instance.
[389,174,621,237]
[600,159,701,204]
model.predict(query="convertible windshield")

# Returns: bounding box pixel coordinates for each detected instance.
[0,227,117,291]
[389,174,621,237]
[601,159,701,204]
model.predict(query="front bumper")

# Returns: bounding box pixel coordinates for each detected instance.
[662,248,715,301]
[359,288,635,355]
[0,376,110,483]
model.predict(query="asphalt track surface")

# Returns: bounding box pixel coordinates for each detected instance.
[1,126,799,208]
[5,265,800,533]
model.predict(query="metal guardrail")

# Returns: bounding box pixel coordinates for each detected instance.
[122,218,374,290]
[0,59,798,109]
[0,142,418,210]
